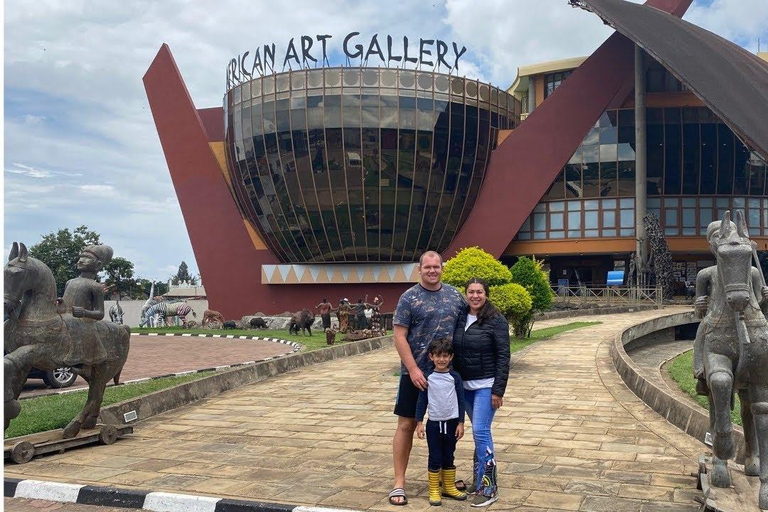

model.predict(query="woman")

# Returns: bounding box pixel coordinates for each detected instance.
[452,277,510,507]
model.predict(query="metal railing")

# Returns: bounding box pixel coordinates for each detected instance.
[552,285,664,307]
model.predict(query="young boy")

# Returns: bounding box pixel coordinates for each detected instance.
[416,338,467,506]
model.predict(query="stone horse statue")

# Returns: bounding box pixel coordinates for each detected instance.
[4,243,130,439]
[696,211,768,508]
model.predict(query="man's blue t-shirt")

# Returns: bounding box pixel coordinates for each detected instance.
[393,283,465,374]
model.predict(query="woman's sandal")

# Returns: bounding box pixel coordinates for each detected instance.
[388,488,408,506]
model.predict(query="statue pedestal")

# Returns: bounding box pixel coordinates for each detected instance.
[4,424,132,464]
[698,454,763,511]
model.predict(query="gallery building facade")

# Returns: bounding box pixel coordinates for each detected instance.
[145,0,768,317]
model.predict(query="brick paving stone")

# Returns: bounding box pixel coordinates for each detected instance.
[580,495,643,512]
[562,479,622,496]
[618,483,675,500]
[524,490,584,510]
[6,308,709,511]
[4,498,129,512]
[638,502,701,512]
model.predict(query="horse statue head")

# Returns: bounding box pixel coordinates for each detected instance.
[4,242,57,322]
[706,210,755,313]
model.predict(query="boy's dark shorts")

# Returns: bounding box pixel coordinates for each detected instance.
[394,373,420,418]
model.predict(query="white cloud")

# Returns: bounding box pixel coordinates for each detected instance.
[6,163,54,178]
[79,184,116,196]
[3,0,762,280]
[23,114,46,125]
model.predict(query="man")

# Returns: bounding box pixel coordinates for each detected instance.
[59,244,113,365]
[61,244,113,320]
[388,250,464,506]
[315,298,333,331]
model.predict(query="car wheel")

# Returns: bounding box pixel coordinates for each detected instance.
[43,367,77,388]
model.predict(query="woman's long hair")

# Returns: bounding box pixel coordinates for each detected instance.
[465,277,501,325]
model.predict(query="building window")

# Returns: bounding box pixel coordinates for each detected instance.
[545,71,572,98]
[646,60,686,93]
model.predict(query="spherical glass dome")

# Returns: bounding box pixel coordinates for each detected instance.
[225,67,520,263]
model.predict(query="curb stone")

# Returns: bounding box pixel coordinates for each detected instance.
[5,478,361,512]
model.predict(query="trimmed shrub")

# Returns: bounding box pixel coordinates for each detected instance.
[510,256,554,312]
[489,283,532,336]
[442,247,513,288]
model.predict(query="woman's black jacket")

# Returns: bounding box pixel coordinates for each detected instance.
[452,308,510,398]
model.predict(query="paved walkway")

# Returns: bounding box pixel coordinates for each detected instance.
[21,334,295,398]
[627,340,694,394]
[6,307,707,511]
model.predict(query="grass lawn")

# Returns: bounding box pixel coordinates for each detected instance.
[510,321,602,354]
[667,349,742,426]
[134,327,330,351]
[6,371,215,439]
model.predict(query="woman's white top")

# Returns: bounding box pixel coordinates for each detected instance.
[462,312,494,390]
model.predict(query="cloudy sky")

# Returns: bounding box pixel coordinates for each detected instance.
[5,0,767,282]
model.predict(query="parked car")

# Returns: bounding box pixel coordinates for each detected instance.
[27,367,78,388]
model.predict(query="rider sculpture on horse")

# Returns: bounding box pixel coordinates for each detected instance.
[692,211,768,508]
[4,242,130,439]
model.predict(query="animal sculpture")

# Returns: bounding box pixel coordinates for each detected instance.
[289,309,315,336]
[202,309,225,328]
[143,301,197,328]
[696,211,768,509]
[4,243,130,438]
[108,302,124,324]
[249,317,268,329]
[222,320,237,330]
[139,281,161,327]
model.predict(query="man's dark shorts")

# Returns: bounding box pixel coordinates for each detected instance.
[321,313,331,329]
[394,373,420,418]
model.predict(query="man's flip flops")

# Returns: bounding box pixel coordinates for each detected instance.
[388,488,408,506]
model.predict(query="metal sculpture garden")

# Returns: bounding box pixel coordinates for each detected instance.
[4,243,130,439]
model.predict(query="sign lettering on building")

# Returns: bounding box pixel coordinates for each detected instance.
[227,33,468,89]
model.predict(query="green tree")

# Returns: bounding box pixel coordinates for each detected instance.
[442,247,513,288]
[172,261,197,285]
[509,256,554,338]
[489,283,532,336]
[28,225,101,295]
[510,256,554,311]
[104,257,135,298]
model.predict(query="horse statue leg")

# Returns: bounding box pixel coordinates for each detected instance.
[63,326,130,438]
[4,346,41,430]
[705,354,736,487]
[738,388,760,476]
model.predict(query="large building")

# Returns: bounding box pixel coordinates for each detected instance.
[145,0,768,317]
